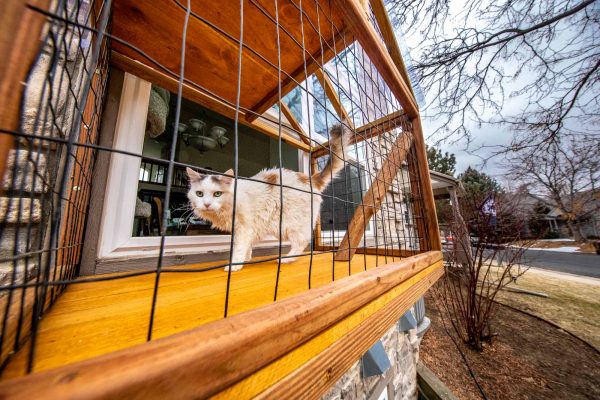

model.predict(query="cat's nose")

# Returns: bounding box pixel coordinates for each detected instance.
[203,203,211,209]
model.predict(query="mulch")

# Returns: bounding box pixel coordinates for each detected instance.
[420,293,600,400]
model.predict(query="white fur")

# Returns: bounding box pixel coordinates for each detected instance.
[187,168,321,271]
[186,125,348,271]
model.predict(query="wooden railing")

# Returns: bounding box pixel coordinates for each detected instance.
[0,251,443,399]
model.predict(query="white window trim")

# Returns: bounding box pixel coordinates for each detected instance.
[96,73,291,260]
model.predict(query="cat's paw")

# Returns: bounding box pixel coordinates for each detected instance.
[280,257,297,264]
[224,264,243,272]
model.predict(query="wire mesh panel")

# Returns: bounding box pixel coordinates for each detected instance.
[0,0,436,379]
[0,0,110,372]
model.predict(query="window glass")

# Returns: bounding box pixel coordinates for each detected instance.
[132,85,299,237]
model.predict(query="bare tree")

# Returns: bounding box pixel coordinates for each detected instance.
[507,135,600,241]
[388,0,600,151]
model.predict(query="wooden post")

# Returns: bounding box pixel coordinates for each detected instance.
[314,69,354,129]
[411,117,442,251]
[0,0,50,183]
[279,101,310,145]
[368,0,416,99]
[331,0,418,119]
[335,131,414,261]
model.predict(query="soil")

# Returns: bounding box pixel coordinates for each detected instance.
[495,268,600,349]
[420,294,600,400]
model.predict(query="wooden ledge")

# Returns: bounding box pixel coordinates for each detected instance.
[0,251,442,399]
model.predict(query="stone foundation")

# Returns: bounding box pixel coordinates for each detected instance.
[322,322,420,400]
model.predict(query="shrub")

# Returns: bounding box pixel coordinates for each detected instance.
[542,231,560,239]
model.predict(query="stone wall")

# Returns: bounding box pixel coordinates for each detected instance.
[322,323,420,400]
[0,0,96,287]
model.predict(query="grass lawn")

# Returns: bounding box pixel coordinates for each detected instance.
[495,267,600,350]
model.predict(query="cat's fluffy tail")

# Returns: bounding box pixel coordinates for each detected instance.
[311,124,350,192]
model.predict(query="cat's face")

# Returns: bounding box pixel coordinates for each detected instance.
[186,167,233,215]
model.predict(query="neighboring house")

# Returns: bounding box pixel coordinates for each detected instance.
[510,189,600,239]
[0,1,443,399]
[510,191,564,237]
[571,190,600,239]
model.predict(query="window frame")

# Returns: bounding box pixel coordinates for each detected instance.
[96,73,298,260]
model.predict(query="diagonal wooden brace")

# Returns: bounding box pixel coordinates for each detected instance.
[334,130,414,261]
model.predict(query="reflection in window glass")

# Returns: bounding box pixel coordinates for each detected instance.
[319,157,368,234]
[283,87,303,123]
[132,85,300,238]
[312,76,340,138]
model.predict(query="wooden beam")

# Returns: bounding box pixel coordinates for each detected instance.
[335,131,414,261]
[0,0,50,184]
[111,51,237,120]
[410,117,442,250]
[246,31,350,123]
[312,110,406,159]
[331,0,418,119]
[368,0,416,99]
[314,245,419,258]
[0,0,50,368]
[111,52,311,152]
[253,261,443,399]
[279,101,310,145]
[0,251,442,399]
[250,116,311,152]
[314,69,354,129]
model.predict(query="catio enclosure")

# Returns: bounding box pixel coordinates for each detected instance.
[0,0,442,398]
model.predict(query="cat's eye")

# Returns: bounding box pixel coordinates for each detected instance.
[195,191,203,197]
[214,191,223,197]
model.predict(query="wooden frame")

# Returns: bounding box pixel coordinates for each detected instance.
[334,131,414,260]
[310,0,441,255]
[0,1,443,395]
[0,0,50,183]
[111,52,311,152]
[89,73,297,271]
[0,251,442,398]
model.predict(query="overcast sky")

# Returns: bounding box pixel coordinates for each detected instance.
[392,1,594,183]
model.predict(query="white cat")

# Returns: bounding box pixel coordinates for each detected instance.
[186,125,349,271]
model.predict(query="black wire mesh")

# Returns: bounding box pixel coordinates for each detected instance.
[0,0,433,376]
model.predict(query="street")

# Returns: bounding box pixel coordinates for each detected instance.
[473,246,600,278]
[520,249,600,278]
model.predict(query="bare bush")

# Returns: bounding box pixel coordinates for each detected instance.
[435,190,533,350]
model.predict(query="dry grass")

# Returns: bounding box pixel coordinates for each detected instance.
[495,268,600,350]
[514,239,597,253]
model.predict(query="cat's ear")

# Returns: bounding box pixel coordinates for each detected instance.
[186,167,203,181]
[221,168,234,184]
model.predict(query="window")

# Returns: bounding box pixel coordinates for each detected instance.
[318,141,374,245]
[96,73,302,260]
